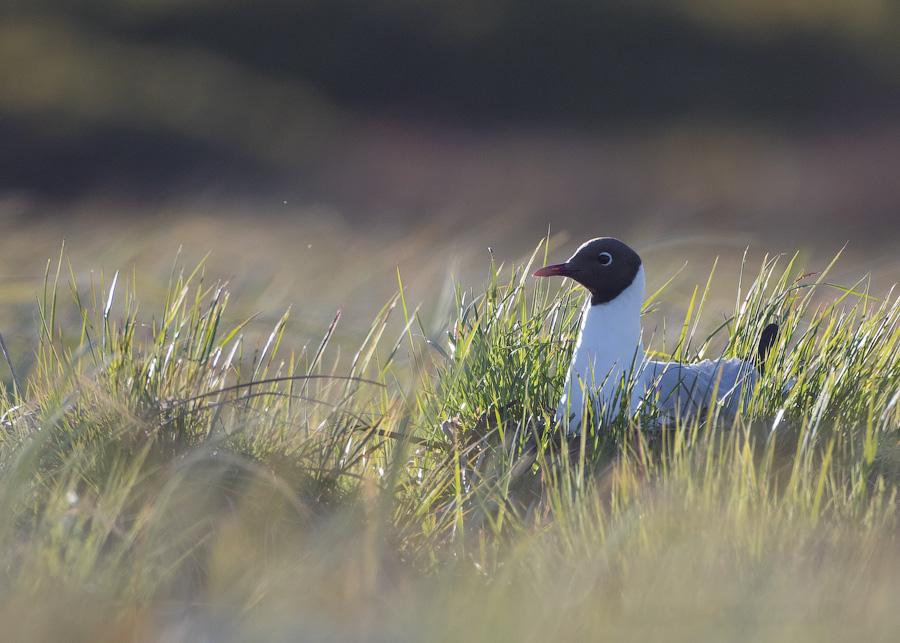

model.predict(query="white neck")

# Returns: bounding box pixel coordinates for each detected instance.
[556,266,646,431]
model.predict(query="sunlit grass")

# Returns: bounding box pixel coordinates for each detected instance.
[0,239,898,641]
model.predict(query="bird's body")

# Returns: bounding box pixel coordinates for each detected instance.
[638,357,760,422]
[535,238,775,433]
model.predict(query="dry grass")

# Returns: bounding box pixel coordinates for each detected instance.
[0,234,898,641]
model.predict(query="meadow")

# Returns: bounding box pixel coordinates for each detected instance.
[1,222,899,642]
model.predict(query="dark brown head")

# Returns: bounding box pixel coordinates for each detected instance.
[533,237,643,305]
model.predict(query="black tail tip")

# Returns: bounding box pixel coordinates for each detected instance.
[756,322,779,373]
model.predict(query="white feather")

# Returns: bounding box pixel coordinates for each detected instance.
[556,266,645,427]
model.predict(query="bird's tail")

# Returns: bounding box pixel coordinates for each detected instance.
[754,323,779,374]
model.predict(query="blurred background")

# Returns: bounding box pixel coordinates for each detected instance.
[2,0,900,361]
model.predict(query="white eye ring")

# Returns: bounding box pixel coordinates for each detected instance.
[598,252,613,266]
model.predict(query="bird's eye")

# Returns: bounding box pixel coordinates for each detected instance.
[598,252,613,266]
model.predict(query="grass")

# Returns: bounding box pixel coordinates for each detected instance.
[1,239,899,641]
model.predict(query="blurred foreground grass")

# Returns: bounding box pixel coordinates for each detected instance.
[0,235,899,641]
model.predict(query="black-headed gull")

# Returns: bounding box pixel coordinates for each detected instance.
[534,237,777,432]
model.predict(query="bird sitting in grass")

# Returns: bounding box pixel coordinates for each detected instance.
[534,237,778,433]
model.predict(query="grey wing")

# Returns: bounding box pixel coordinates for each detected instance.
[646,358,759,422]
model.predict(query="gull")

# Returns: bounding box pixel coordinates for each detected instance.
[534,237,778,432]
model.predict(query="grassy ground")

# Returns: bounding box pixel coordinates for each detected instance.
[0,235,898,641]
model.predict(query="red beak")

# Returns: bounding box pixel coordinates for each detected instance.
[533,262,574,278]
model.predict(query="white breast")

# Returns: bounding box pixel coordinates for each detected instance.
[556,267,646,431]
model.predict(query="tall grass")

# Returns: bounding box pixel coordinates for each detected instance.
[0,241,899,641]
